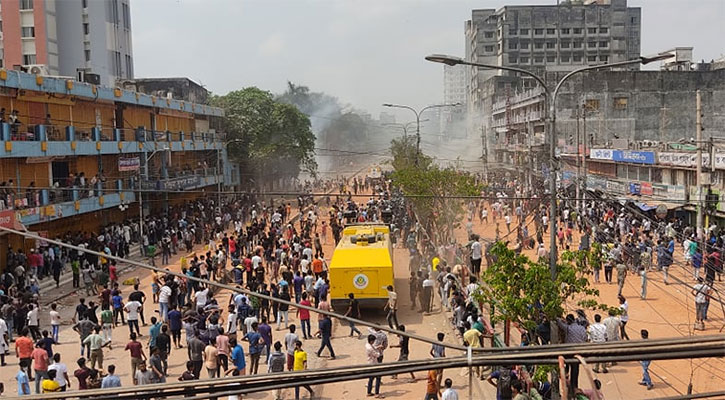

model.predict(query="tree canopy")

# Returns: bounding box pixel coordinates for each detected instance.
[474,242,609,333]
[211,87,317,188]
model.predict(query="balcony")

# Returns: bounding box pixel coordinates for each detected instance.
[1,123,225,158]
[1,179,137,227]
[492,87,545,112]
[491,110,544,128]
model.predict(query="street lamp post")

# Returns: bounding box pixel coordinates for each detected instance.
[139,145,169,256]
[383,103,460,165]
[383,120,429,139]
[425,53,673,278]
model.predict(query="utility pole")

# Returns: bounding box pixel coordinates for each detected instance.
[696,90,703,240]
[575,104,581,211]
[582,105,588,210]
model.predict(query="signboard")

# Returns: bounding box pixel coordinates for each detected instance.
[0,210,15,229]
[119,157,141,172]
[658,152,710,168]
[590,149,614,160]
[613,150,655,165]
[641,182,654,196]
[629,182,641,195]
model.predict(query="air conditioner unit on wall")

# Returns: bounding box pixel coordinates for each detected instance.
[26,64,49,75]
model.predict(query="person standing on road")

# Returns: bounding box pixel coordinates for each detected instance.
[297,292,312,340]
[639,329,654,390]
[587,314,608,373]
[203,340,219,378]
[693,278,712,330]
[384,285,398,329]
[31,342,49,394]
[470,235,482,276]
[228,336,246,376]
[616,261,627,296]
[390,325,416,382]
[344,293,362,338]
[425,369,441,400]
[316,315,335,360]
[618,295,631,340]
[16,359,31,396]
[187,332,205,378]
[243,322,263,375]
[293,340,315,400]
[557,314,587,395]
[124,297,142,336]
[365,334,383,398]
[268,341,286,399]
[84,326,104,371]
[284,325,299,371]
[125,332,146,383]
[100,364,121,388]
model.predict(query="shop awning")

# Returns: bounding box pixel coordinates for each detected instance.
[636,203,658,212]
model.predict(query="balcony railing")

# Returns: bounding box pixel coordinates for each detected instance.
[2,122,225,144]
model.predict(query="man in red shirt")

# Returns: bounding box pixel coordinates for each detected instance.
[73,357,91,390]
[15,328,35,380]
[124,332,147,380]
[31,342,49,394]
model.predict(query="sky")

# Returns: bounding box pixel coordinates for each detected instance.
[131,0,725,120]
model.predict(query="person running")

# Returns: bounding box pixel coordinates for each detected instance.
[344,293,363,338]
[425,369,440,400]
[293,340,314,400]
[384,285,398,329]
[316,315,335,360]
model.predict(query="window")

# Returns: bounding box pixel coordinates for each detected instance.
[599,41,609,48]
[110,0,119,24]
[23,54,37,64]
[484,45,494,52]
[83,23,89,35]
[19,0,33,10]
[588,55,597,62]
[534,28,544,35]
[508,42,517,50]
[519,56,529,64]
[82,0,88,7]
[585,99,600,111]
[600,27,609,34]
[617,165,627,179]
[561,55,570,62]
[546,28,555,35]
[534,56,543,64]
[20,27,35,38]
[561,41,570,48]
[561,28,570,35]
[588,41,597,48]
[122,3,131,29]
[600,55,609,63]
[573,42,582,48]
[546,42,555,49]
[509,56,517,63]
[509,28,517,36]
[485,31,494,39]
[84,49,91,61]
[573,55,582,62]
[110,50,122,75]
[520,28,529,35]
[573,28,582,34]
[534,42,544,49]
[613,97,628,110]
[547,55,555,63]
[631,16,638,24]
[588,27,597,34]
[520,41,529,49]
[125,55,133,78]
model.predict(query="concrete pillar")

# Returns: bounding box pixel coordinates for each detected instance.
[91,127,101,141]
[114,128,122,142]
[41,189,49,206]
[36,125,47,141]
[65,126,75,141]
[2,123,10,141]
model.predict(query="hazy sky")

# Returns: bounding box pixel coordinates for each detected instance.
[132,0,725,119]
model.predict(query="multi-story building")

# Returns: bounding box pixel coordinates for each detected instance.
[0,69,239,259]
[464,0,642,182]
[441,64,467,138]
[0,0,133,86]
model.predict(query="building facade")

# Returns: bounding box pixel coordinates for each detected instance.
[0,69,238,261]
[0,0,133,86]
[441,64,467,138]
[464,0,642,181]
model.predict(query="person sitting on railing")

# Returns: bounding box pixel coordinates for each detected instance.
[9,110,20,138]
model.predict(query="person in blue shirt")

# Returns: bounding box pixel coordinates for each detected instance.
[167,306,183,348]
[100,364,121,388]
[148,317,162,349]
[243,322,262,375]
[227,337,246,376]
[293,271,304,303]
[111,291,125,327]
[16,360,30,396]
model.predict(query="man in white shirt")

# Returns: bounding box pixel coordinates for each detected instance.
[442,378,458,400]
[124,300,143,336]
[470,237,482,275]
[587,314,608,373]
[195,287,210,309]
[158,283,172,322]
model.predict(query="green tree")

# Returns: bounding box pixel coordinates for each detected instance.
[390,137,481,245]
[211,87,317,188]
[474,242,608,335]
